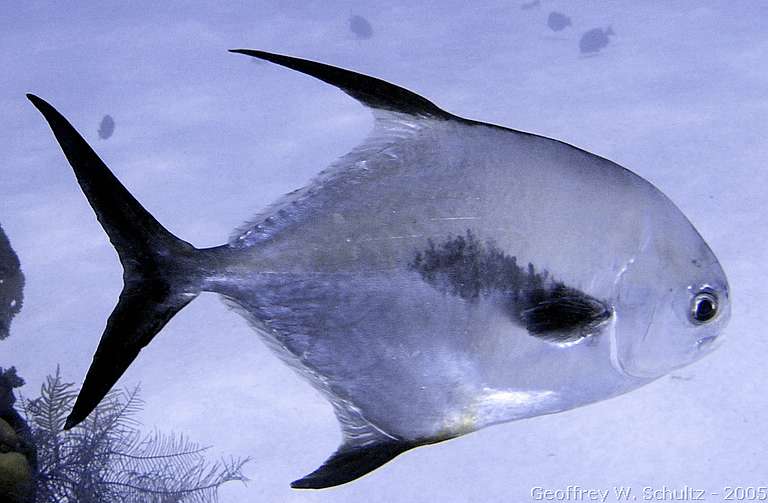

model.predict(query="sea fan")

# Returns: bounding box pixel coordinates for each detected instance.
[20,368,248,503]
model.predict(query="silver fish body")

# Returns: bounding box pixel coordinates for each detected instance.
[27,50,730,488]
[208,110,727,438]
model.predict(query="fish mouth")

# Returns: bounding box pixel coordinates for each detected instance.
[696,335,719,351]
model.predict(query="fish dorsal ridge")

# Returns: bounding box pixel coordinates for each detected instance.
[227,50,456,248]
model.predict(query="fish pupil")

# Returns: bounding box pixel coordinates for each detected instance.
[693,294,717,323]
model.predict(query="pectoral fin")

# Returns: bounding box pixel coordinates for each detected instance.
[520,288,612,343]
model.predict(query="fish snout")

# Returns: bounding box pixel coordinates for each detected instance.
[696,335,718,350]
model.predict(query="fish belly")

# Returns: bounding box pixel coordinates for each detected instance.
[215,269,630,440]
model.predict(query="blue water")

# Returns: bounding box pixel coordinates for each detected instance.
[1,1,765,501]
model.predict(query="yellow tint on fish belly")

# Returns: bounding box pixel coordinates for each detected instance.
[438,388,561,439]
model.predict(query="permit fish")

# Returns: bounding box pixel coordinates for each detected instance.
[26,50,730,488]
[0,224,24,341]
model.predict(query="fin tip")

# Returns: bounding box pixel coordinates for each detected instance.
[26,93,45,107]
[63,415,77,430]
[229,48,265,57]
[289,479,315,490]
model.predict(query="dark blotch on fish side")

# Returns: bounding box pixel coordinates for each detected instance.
[547,12,572,32]
[349,15,373,40]
[97,114,115,140]
[580,27,615,54]
[520,284,611,341]
[410,231,611,343]
[0,224,24,340]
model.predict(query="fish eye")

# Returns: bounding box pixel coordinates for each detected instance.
[690,290,718,324]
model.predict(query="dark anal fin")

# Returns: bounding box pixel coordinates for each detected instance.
[26,94,208,430]
[229,49,453,120]
[291,441,416,489]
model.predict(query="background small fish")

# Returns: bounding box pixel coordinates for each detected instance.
[97,114,114,140]
[520,0,540,10]
[547,11,572,32]
[580,26,615,54]
[349,15,373,40]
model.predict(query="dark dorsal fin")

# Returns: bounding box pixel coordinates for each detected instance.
[229,49,453,120]
[291,440,417,489]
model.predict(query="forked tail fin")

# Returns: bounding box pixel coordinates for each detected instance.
[27,94,207,429]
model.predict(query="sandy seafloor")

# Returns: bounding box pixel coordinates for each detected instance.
[1,1,766,501]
